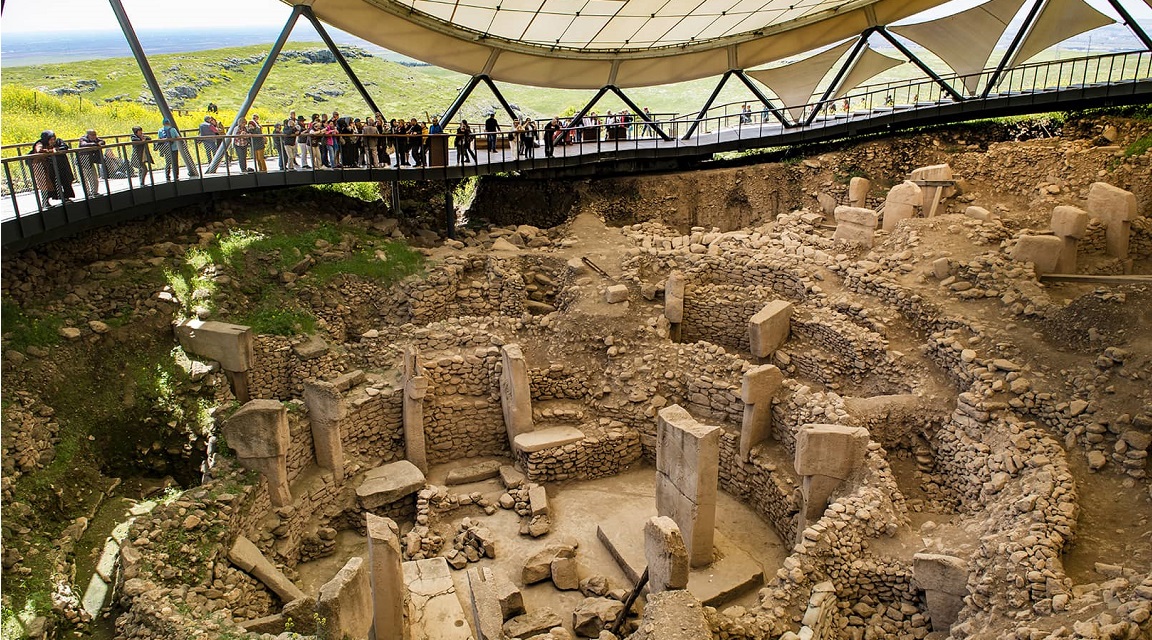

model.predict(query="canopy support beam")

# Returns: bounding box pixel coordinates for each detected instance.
[732,70,789,127]
[876,28,966,102]
[1106,0,1152,52]
[439,75,519,126]
[606,86,672,141]
[981,0,1048,99]
[804,31,873,127]
[682,71,734,139]
[561,86,610,139]
[208,5,304,173]
[302,5,380,115]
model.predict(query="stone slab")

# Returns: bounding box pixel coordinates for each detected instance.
[403,558,472,640]
[82,572,109,619]
[228,535,307,603]
[316,557,372,640]
[95,539,119,583]
[794,424,870,480]
[445,459,503,485]
[748,300,793,359]
[513,426,585,453]
[223,399,289,460]
[597,521,763,607]
[174,318,253,371]
[358,460,426,509]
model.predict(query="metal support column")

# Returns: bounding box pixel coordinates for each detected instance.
[1107,0,1152,51]
[683,71,734,139]
[606,86,671,141]
[804,32,872,126]
[440,75,484,125]
[390,180,402,217]
[981,0,1048,98]
[207,5,304,172]
[560,86,610,138]
[443,180,456,239]
[301,6,380,114]
[876,28,966,102]
[481,76,522,125]
[110,0,178,128]
[732,70,788,125]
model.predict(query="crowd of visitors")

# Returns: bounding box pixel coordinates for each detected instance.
[23,106,665,202]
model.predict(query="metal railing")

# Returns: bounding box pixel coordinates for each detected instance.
[3,50,1149,237]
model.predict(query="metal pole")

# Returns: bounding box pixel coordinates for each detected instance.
[1106,0,1152,52]
[480,76,522,127]
[804,32,872,126]
[301,5,381,114]
[444,180,456,239]
[440,75,484,125]
[607,86,672,141]
[207,5,304,172]
[683,71,733,139]
[560,86,610,139]
[876,28,966,102]
[732,70,789,126]
[981,0,1048,98]
[108,0,180,129]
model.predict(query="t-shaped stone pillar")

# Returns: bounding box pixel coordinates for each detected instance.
[1087,181,1137,261]
[644,516,689,593]
[316,557,373,640]
[913,553,969,632]
[664,271,686,343]
[833,206,879,248]
[881,181,922,232]
[500,344,533,444]
[223,399,292,507]
[656,405,721,568]
[793,424,870,538]
[740,364,784,461]
[1050,205,1089,274]
[848,176,871,208]
[367,514,409,640]
[402,347,430,474]
[174,319,254,402]
[303,379,347,483]
[748,300,793,362]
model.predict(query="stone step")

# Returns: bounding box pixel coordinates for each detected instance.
[512,426,585,453]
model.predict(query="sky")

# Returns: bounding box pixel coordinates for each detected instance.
[1,0,1149,36]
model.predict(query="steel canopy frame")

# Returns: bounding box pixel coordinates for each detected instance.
[1106,0,1152,52]
[302,7,381,115]
[980,0,1048,99]
[875,28,967,103]
[439,75,521,127]
[561,86,673,141]
[682,70,789,139]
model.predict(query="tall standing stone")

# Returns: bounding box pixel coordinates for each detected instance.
[402,347,430,473]
[664,271,686,343]
[174,319,254,402]
[793,424,870,537]
[913,553,970,632]
[833,206,879,248]
[367,514,409,640]
[1087,181,1137,260]
[881,181,922,232]
[748,300,793,361]
[1050,205,1089,274]
[303,379,346,482]
[740,364,783,460]
[909,163,955,218]
[316,557,373,640]
[644,516,689,593]
[848,176,871,208]
[223,399,292,507]
[656,405,721,568]
[500,344,533,443]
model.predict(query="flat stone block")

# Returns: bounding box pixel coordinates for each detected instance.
[358,460,425,509]
[748,300,793,359]
[445,459,502,485]
[1009,235,1063,275]
[228,535,307,603]
[513,426,585,453]
[529,484,549,516]
[1051,205,1089,238]
[404,558,472,640]
[174,319,253,371]
[794,424,870,480]
[223,399,288,459]
[605,284,629,303]
[499,465,526,489]
[833,205,878,227]
[504,608,563,639]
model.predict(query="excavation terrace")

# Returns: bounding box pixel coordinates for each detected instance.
[2,112,1152,640]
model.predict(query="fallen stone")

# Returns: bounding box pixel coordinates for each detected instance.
[523,545,576,584]
[572,597,624,638]
[357,460,425,509]
[500,465,527,489]
[529,484,549,516]
[551,555,581,590]
[446,460,502,485]
[504,609,563,639]
[605,284,629,304]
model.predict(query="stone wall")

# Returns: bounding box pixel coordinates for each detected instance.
[717,432,800,544]
[681,284,768,352]
[249,335,348,401]
[516,423,642,482]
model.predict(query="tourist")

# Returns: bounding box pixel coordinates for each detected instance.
[391,118,407,166]
[363,116,379,167]
[407,118,425,167]
[248,119,267,172]
[29,130,75,203]
[308,122,323,169]
[157,118,186,181]
[77,129,106,196]
[455,119,476,164]
[484,113,500,154]
[297,116,311,168]
[272,122,286,169]
[520,118,537,159]
[129,126,153,186]
[375,115,390,166]
[281,118,298,170]
[206,102,218,114]
[740,103,753,125]
[198,116,219,161]
[543,117,560,158]
[233,121,250,172]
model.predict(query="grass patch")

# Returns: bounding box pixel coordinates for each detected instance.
[1,298,63,351]
[314,181,382,202]
[234,295,317,336]
[1125,132,1152,157]
[310,240,424,284]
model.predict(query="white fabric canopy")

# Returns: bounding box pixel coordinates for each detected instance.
[747,40,855,121]
[1007,0,1115,68]
[833,45,905,100]
[289,0,944,88]
[890,0,1025,95]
